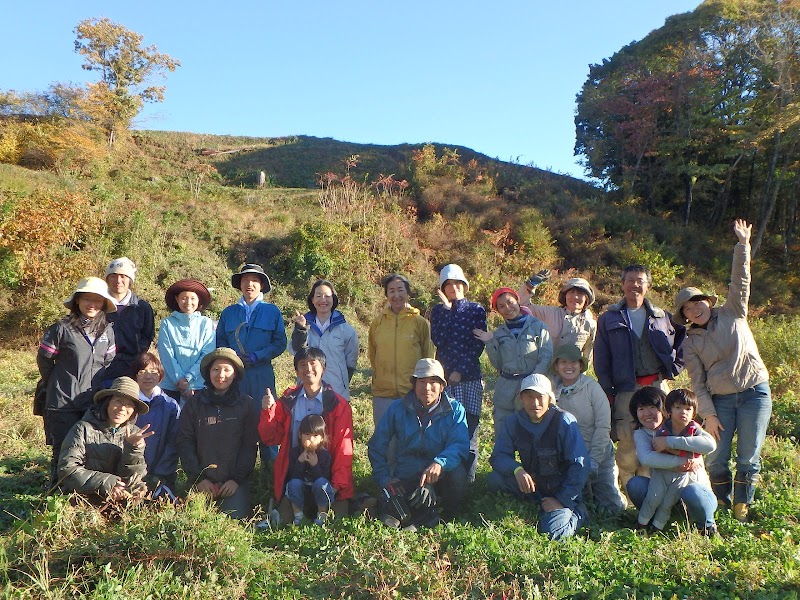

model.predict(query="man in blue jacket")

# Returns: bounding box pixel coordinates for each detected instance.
[593,265,685,490]
[489,374,590,540]
[368,358,468,528]
[217,264,286,465]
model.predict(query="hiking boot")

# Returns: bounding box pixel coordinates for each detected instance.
[733,503,749,522]
[700,524,718,537]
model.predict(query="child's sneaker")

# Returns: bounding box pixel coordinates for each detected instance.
[293,511,304,526]
[314,512,328,526]
[255,518,271,531]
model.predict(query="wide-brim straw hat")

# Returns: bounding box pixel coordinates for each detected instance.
[201,347,245,381]
[674,287,718,323]
[231,263,271,293]
[165,279,212,312]
[93,376,149,415]
[558,277,595,308]
[63,277,117,313]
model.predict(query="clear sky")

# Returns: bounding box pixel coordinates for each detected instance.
[2,1,702,180]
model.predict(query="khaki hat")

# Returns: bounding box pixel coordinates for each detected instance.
[411,358,447,385]
[201,347,245,381]
[106,257,137,283]
[558,277,595,308]
[674,287,718,323]
[165,279,212,312]
[439,264,469,292]
[94,376,149,415]
[551,344,587,373]
[519,373,555,402]
[63,277,117,313]
[231,263,271,293]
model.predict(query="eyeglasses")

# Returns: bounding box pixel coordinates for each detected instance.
[138,369,160,376]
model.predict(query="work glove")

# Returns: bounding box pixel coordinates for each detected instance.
[409,484,437,508]
[526,269,551,289]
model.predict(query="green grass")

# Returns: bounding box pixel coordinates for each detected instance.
[1,343,800,598]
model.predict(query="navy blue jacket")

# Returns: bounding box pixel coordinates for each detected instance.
[593,298,685,396]
[490,406,589,509]
[136,389,181,481]
[430,298,486,381]
[105,292,155,380]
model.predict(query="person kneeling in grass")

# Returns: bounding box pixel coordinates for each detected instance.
[258,347,354,528]
[488,374,590,540]
[368,358,469,529]
[58,376,153,503]
[176,348,259,519]
[551,345,626,515]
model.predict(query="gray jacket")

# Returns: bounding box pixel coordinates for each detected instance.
[485,316,552,412]
[38,319,116,412]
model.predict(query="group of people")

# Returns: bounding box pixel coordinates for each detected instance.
[37,219,772,540]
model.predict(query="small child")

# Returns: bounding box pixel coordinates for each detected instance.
[285,414,335,526]
[637,389,706,531]
[132,352,181,492]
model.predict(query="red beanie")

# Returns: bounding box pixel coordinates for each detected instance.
[490,287,519,310]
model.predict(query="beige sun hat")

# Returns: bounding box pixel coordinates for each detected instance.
[63,277,117,313]
[410,358,447,386]
[93,376,149,415]
[558,277,595,308]
[674,287,718,323]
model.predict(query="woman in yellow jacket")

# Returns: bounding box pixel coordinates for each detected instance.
[369,274,435,427]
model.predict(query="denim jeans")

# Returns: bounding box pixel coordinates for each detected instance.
[627,476,716,528]
[465,413,480,483]
[705,382,772,505]
[487,471,586,540]
[285,477,336,511]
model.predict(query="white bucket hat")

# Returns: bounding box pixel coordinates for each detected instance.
[106,257,137,283]
[63,277,117,313]
[439,264,469,292]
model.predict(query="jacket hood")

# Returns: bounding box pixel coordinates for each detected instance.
[381,304,422,318]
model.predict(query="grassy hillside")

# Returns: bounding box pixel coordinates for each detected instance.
[1,127,800,597]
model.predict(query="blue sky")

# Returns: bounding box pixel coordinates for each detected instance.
[2,1,702,179]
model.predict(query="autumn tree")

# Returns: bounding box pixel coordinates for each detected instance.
[74,17,179,145]
[575,0,800,259]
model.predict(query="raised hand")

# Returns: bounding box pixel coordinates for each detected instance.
[261,388,276,410]
[437,289,452,310]
[292,310,308,328]
[125,423,155,449]
[734,219,751,244]
[473,328,493,342]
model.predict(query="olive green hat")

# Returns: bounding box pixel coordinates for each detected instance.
[200,347,245,381]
